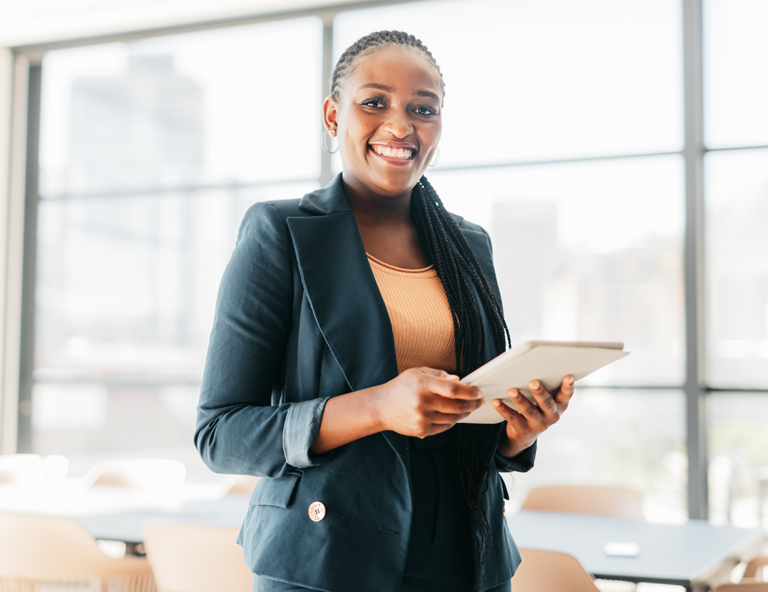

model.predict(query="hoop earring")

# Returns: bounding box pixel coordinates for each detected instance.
[429,146,440,167]
[322,129,339,154]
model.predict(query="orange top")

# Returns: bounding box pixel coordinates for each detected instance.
[367,253,456,374]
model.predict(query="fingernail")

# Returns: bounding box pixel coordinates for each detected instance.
[493,399,501,406]
[532,380,541,389]
[568,376,574,386]
[510,389,519,398]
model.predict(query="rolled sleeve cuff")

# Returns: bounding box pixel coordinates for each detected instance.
[283,397,333,469]
[495,439,537,473]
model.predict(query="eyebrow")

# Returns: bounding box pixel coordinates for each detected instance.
[357,83,440,101]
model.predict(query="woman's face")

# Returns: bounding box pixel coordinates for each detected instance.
[324,46,443,198]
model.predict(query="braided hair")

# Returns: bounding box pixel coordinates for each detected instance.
[331,31,512,578]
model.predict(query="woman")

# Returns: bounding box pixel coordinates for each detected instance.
[195,31,574,592]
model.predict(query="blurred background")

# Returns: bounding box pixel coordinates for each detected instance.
[0,0,766,529]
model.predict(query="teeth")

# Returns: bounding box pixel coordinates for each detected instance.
[373,145,412,159]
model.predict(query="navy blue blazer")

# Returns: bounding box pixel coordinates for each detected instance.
[194,173,536,592]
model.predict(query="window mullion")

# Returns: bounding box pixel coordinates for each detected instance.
[683,0,708,520]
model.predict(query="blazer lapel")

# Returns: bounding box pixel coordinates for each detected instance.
[286,175,407,458]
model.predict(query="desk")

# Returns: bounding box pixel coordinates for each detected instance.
[507,510,764,592]
[74,494,251,545]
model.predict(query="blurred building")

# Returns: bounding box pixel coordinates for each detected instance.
[69,54,204,192]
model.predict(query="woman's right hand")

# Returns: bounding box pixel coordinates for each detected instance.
[372,368,485,438]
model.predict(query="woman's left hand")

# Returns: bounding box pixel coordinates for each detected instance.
[493,375,575,458]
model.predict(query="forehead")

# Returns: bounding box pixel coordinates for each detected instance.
[345,45,442,99]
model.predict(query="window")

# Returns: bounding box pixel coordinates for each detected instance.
[33,17,322,480]
[705,149,768,389]
[428,156,685,386]
[708,393,768,527]
[703,0,768,529]
[704,0,768,148]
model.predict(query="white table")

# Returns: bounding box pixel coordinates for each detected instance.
[507,510,764,592]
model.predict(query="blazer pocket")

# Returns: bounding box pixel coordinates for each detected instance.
[249,474,300,508]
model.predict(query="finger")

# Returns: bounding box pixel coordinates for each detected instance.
[492,398,527,425]
[507,388,542,421]
[555,375,575,405]
[425,376,484,401]
[528,380,558,416]
[426,393,484,415]
[427,410,474,425]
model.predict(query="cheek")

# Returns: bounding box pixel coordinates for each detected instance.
[344,121,374,154]
[428,121,443,145]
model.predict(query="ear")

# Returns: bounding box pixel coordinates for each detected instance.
[322,96,339,134]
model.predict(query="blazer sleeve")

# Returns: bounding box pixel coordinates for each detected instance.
[194,202,332,479]
[494,440,537,473]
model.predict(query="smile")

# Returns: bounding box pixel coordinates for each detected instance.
[368,143,418,165]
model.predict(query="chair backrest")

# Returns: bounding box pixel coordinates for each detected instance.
[744,557,768,582]
[0,513,155,590]
[512,548,600,592]
[713,583,768,591]
[522,485,644,520]
[144,524,253,592]
[82,459,186,492]
[0,454,48,486]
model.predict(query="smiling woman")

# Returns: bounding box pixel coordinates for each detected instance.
[195,30,574,592]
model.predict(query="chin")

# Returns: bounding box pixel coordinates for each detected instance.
[371,169,423,196]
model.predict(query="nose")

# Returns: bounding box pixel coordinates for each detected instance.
[381,108,413,139]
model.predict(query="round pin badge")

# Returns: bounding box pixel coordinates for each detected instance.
[308,501,326,522]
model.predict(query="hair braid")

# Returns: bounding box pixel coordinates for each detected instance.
[332,32,510,584]
[411,176,511,579]
[330,30,445,104]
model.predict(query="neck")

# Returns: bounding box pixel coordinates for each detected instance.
[341,173,414,227]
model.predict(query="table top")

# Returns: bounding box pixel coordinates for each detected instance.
[507,510,764,586]
[74,493,251,544]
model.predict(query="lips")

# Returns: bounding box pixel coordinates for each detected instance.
[368,142,418,165]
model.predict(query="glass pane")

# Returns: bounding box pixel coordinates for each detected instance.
[428,155,685,386]
[705,0,768,148]
[35,182,315,383]
[39,17,322,197]
[708,392,768,530]
[504,389,687,524]
[32,182,316,477]
[335,0,682,166]
[705,149,768,389]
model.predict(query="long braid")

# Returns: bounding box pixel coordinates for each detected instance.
[411,177,510,576]
[331,31,511,582]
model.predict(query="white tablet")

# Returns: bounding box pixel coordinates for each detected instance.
[458,340,630,424]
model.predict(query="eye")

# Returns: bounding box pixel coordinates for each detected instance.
[414,104,438,117]
[361,97,386,108]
